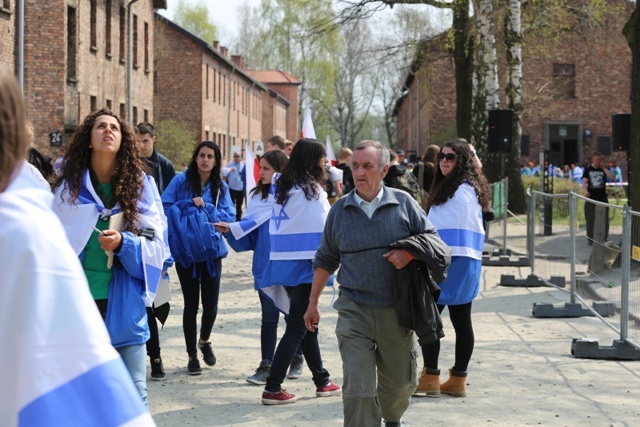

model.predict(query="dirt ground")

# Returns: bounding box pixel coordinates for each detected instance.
[148,250,640,427]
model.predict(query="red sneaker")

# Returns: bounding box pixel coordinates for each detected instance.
[316,380,342,397]
[261,389,298,405]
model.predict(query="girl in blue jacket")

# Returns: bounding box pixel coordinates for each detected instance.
[51,108,168,406]
[214,150,295,385]
[162,141,235,375]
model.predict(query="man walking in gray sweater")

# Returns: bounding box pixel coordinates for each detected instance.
[304,140,438,427]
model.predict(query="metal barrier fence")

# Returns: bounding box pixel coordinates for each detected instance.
[486,178,508,254]
[519,189,640,359]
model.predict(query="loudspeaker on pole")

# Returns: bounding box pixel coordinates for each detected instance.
[612,113,630,152]
[487,109,514,153]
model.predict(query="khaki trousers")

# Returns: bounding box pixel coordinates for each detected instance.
[334,293,418,427]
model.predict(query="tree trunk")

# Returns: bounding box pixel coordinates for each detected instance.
[503,0,526,214]
[623,4,640,210]
[471,0,499,158]
[452,0,474,141]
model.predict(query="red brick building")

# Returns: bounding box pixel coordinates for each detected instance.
[0,0,165,158]
[396,1,633,170]
[154,15,299,162]
[247,70,301,143]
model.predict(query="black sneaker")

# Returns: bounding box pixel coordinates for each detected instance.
[246,359,271,385]
[187,357,202,376]
[287,354,304,379]
[150,357,166,381]
[198,341,216,366]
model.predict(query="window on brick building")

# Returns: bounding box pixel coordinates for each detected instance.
[106,99,112,110]
[144,109,148,122]
[205,130,209,140]
[223,75,226,106]
[144,22,149,72]
[105,0,112,57]
[133,106,138,125]
[1,1,10,11]
[206,65,209,99]
[120,103,126,119]
[119,6,125,62]
[90,96,97,112]
[133,14,138,68]
[67,6,77,81]
[90,0,97,51]
[213,69,216,102]
[552,64,575,99]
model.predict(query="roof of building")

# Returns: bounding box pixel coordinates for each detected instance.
[154,13,270,91]
[247,70,301,85]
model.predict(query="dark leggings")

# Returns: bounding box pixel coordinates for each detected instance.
[146,305,161,360]
[175,260,222,358]
[422,302,474,372]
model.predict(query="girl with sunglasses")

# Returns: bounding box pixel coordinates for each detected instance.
[415,139,489,398]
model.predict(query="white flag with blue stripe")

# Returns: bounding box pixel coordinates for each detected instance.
[53,170,168,307]
[269,174,330,261]
[427,182,485,260]
[1,166,155,427]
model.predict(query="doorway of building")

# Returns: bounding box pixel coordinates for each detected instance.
[548,124,580,168]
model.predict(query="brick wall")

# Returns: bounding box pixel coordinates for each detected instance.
[2,1,158,159]
[397,1,633,171]
[0,4,15,67]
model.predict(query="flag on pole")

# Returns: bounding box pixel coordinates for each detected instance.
[244,142,261,199]
[300,102,316,139]
[325,135,337,167]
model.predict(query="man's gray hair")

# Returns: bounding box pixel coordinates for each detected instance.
[355,140,390,171]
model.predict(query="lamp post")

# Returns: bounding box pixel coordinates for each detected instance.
[127,0,139,124]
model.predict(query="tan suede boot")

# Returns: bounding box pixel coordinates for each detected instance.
[413,368,440,397]
[440,368,467,397]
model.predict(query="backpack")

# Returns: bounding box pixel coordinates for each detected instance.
[395,171,423,207]
[166,198,226,276]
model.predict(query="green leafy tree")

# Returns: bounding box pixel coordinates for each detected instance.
[154,119,198,170]
[238,0,340,139]
[174,0,218,43]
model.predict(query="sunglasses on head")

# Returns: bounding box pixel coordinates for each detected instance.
[437,152,457,162]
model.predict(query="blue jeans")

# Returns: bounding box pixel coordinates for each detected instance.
[116,343,148,406]
[265,284,330,392]
[259,291,303,363]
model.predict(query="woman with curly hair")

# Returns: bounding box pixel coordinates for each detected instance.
[415,139,489,398]
[260,138,341,405]
[161,141,235,375]
[51,108,168,405]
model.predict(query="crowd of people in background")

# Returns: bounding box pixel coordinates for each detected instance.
[519,158,624,186]
[4,58,507,425]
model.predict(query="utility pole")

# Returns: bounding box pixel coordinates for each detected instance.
[127,0,139,124]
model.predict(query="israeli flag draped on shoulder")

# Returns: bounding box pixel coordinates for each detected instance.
[53,170,168,306]
[2,169,155,427]
[427,182,484,260]
[229,190,275,240]
[269,172,330,260]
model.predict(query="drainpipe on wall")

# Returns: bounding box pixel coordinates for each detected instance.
[127,0,139,124]
[247,81,256,151]
[226,66,236,163]
[17,0,24,92]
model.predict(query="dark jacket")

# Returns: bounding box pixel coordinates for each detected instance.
[390,230,451,346]
[335,163,354,194]
[145,150,176,195]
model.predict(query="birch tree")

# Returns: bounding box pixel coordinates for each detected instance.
[471,0,499,156]
[503,0,526,213]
